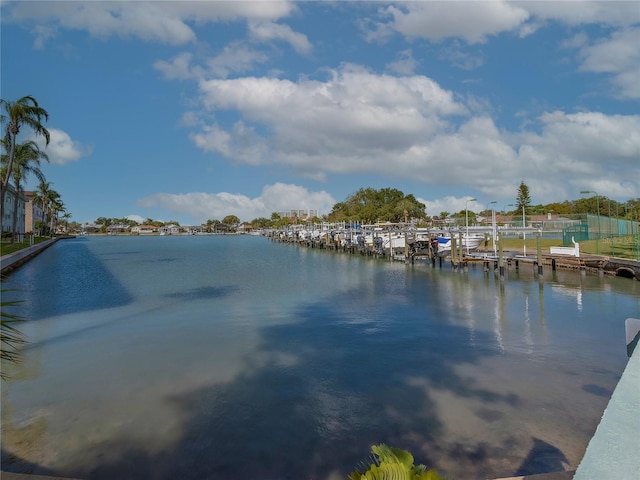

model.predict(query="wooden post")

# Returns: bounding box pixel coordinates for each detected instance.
[536,231,543,276]
[498,232,505,278]
[451,235,458,270]
[404,231,409,263]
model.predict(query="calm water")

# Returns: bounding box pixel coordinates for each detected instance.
[1,235,638,480]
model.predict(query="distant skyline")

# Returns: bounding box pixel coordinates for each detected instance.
[2,1,639,225]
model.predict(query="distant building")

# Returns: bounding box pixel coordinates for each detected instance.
[2,184,27,236]
[131,224,158,235]
[276,209,319,220]
[23,191,48,234]
[106,224,131,235]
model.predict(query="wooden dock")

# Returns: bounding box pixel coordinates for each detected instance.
[268,230,640,280]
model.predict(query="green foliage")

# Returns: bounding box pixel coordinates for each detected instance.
[541,201,573,215]
[222,214,240,225]
[348,444,447,480]
[328,187,426,223]
[1,291,25,380]
[516,181,531,214]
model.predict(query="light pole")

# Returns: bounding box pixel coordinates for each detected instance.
[489,201,497,255]
[608,198,612,241]
[581,190,600,254]
[465,197,477,254]
[503,203,514,215]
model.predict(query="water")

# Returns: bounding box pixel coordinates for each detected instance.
[1,235,638,480]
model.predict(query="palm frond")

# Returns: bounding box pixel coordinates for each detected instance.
[1,291,26,380]
[347,444,448,480]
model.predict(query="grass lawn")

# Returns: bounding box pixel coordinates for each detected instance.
[0,237,51,256]
[579,235,640,258]
[478,237,562,253]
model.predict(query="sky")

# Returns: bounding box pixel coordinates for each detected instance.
[1,1,639,226]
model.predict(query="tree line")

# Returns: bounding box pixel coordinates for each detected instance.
[90,183,639,235]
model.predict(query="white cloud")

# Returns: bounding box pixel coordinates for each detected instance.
[369,1,639,45]
[522,1,640,28]
[6,0,299,47]
[188,64,639,202]
[137,183,336,224]
[194,65,467,178]
[575,27,640,99]
[31,128,91,165]
[514,111,640,200]
[154,52,203,80]
[374,1,530,44]
[205,42,271,78]
[386,49,419,75]
[248,20,312,54]
[438,41,484,70]
[126,214,146,224]
[418,196,484,217]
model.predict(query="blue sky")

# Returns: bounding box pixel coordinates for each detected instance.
[2,1,639,225]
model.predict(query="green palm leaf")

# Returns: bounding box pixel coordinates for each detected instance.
[1,291,26,380]
[347,444,448,480]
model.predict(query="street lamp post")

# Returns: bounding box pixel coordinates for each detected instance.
[580,190,600,254]
[465,197,477,254]
[502,204,514,254]
[608,199,612,240]
[489,201,497,255]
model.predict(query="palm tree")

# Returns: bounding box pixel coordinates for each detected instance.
[1,292,25,381]
[59,211,72,234]
[49,195,65,235]
[1,140,48,242]
[0,95,51,231]
[33,181,57,236]
[1,96,50,233]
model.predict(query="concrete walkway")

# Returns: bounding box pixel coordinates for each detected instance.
[0,238,59,275]
[0,473,82,480]
[572,323,640,480]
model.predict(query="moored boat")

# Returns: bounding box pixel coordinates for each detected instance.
[434,234,485,256]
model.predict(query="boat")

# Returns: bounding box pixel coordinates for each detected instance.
[433,233,485,256]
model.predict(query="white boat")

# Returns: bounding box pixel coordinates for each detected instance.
[362,229,407,252]
[434,234,485,256]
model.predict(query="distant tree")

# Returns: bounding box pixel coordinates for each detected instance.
[49,195,64,235]
[34,181,59,236]
[67,221,82,234]
[439,211,449,219]
[452,209,476,223]
[516,181,531,214]
[222,215,240,226]
[543,201,574,215]
[1,95,50,232]
[574,197,599,216]
[624,198,640,220]
[203,219,218,233]
[327,187,426,223]
[251,217,272,228]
